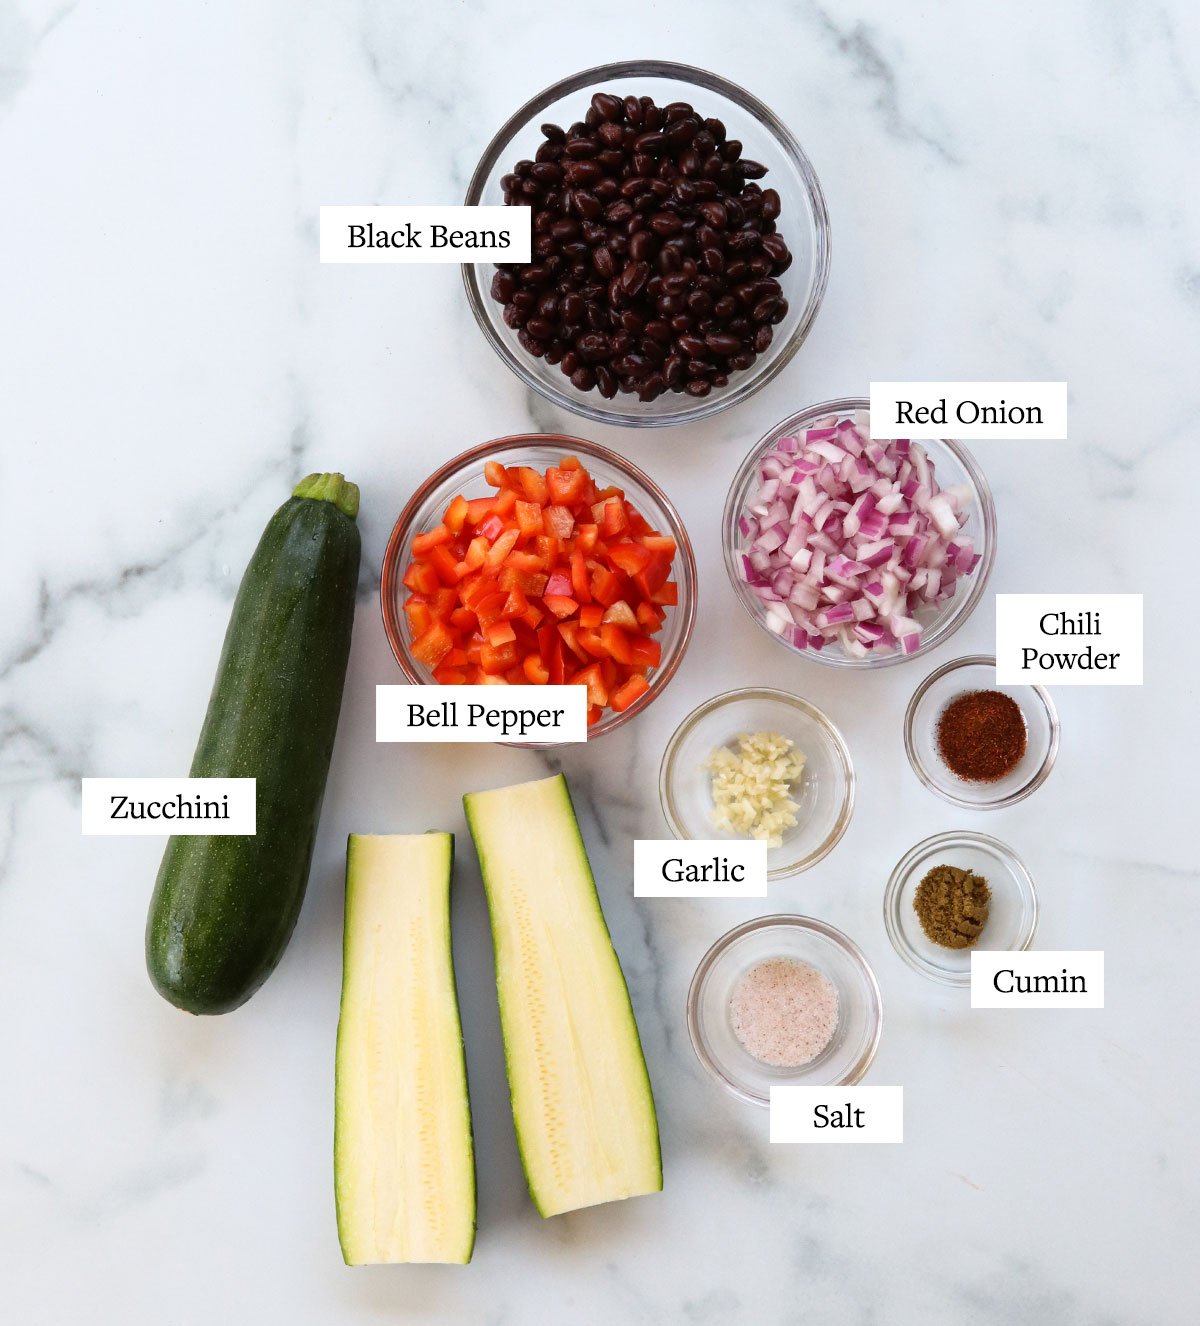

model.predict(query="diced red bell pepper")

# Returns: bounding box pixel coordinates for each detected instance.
[545,504,574,539]
[601,599,638,630]
[545,571,573,598]
[403,561,440,595]
[579,604,603,629]
[404,599,433,636]
[411,523,453,556]
[611,675,650,711]
[517,467,549,504]
[480,640,518,675]
[515,500,543,539]
[445,495,470,534]
[485,528,521,569]
[485,459,508,487]
[543,594,579,620]
[607,541,651,577]
[633,552,671,598]
[589,565,622,606]
[523,654,550,685]
[486,620,516,647]
[412,621,455,669]
[547,466,587,504]
[630,636,662,668]
[573,663,608,709]
[599,623,635,664]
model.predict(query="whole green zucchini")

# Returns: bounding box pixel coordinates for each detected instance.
[147,472,361,1014]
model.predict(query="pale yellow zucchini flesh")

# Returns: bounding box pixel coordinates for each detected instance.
[335,832,475,1264]
[464,774,662,1218]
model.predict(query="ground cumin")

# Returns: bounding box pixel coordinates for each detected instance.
[913,864,991,949]
[935,689,1027,783]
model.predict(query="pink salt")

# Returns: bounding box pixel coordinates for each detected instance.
[729,957,839,1068]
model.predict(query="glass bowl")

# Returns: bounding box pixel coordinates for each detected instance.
[904,655,1060,809]
[721,397,997,668]
[687,914,883,1106]
[884,830,1038,985]
[463,59,831,428]
[658,687,854,878]
[380,434,697,740]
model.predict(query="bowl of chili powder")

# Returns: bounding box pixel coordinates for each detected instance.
[903,655,1060,809]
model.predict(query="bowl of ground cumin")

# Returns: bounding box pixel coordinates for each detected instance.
[884,830,1039,984]
[903,655,1060,809]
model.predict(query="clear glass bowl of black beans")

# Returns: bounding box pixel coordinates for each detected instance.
[464,61,831,428]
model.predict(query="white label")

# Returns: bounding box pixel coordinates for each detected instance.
[770,1086,903,1144]
[869,381,1068,439]
[319,206,530,263]
[633,839,768,898]
[376,685,587,744]
[81,778,256,836]
[995,593,1142,685]
[971,951,1105,1008]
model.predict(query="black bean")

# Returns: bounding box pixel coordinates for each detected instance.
[704,332,742,356]
[754,297,783,326]
[563,159,604,186]
[740,159,767,179]
[526,316,555,340]
[649,211,684,236]
[541,122,565,142]
[593,247,616,279]
[730,350,756,371]
[572,190,602,220]
[576,332,612,362]
[591,92,623,122]
[686,378,712,397]
[629,230,655,261]
[596,365,618,397]
[570,366,596,391]
[760,188,781,221]
[491,270,516,302]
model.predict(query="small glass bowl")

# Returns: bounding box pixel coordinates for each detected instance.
[658,687,854,878]
[463,59,831,428]
[904,655,1060,809]
[884,830,1038,985]
[721,397,997,668]
[687,914,883,1106]
[380,434,697,740]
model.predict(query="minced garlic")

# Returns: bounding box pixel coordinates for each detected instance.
[704,731,806,848]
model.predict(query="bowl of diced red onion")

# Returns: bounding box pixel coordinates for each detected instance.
[722,398,996,666]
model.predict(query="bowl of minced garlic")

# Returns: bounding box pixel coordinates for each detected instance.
[658,687,855,877]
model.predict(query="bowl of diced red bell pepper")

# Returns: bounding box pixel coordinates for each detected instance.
[381,434,698,737]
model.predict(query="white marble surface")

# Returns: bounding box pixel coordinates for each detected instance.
[1,2,1196,1322]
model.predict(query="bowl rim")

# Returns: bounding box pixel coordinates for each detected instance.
[686,912,884,1106]
[462,58,832,429]
[883,829,1039,986]
[657,685,855,877]
[379,432,698,740]
[903,654,1061,809]
[721,396,998,668]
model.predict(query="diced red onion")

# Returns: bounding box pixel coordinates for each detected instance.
[737,413,981,658]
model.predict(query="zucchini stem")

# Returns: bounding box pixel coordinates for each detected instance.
[294,472,360,520]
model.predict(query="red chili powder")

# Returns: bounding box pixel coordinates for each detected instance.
[935,689,1027,783]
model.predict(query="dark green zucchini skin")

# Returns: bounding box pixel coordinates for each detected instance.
[147,480,360,1014]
